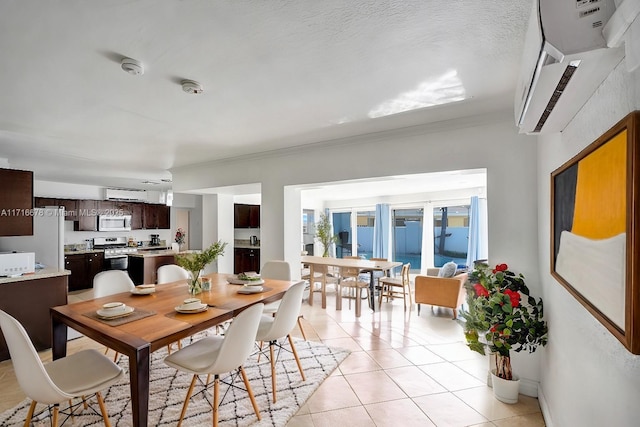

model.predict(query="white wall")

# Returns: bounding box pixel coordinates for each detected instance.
[537,59,640,426]
[172,111,543,385]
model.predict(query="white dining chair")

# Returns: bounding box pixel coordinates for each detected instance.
[164,303,265,427]
[255,280,307,403]
[260,260,308,340]
[92,270,135,298]
[0,309,124,427]
[157,264,191,284]
[92,270,135,360]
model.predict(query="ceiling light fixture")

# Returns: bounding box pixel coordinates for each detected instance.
[121,57,144,76]
[181,79,203,94]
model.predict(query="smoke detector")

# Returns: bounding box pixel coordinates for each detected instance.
[121,58,144,76]
[181,79,203,94]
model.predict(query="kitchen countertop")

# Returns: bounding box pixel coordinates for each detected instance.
[128,249,198,258]
[64,249,104,255]
[0,267,70,284]
[235,244,261,249]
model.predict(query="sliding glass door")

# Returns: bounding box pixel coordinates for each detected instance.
[332,211,352,258]
[433,205,469,267]
[392,208,423,272]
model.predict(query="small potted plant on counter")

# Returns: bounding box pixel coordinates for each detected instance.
[461,262,548,403]
[175,228,186,251]
[175,240,227,294]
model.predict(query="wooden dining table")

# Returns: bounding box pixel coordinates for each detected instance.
[50,273,296,427]
[301,256,402,310]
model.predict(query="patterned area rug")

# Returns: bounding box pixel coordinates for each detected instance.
[0,337,349,426]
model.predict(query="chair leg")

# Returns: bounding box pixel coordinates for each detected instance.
[287,334,306,381]
[417,303,421,315]
[24,400,37,427]
[297,315,307,340]
[378,284,384,309]
[453,309,457,320]
[52,405,59,427]
[257,341,264,362]
[269,342,277,402]
[213,375,219,427]
[96,392,112,427]
[239,366,261,421]
[177,375,197,427]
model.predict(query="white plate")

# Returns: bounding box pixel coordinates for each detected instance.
[96,306,134,319]
[131,287,156,295]
[228,277,265,286]
[175,303,208,314]
[237,286,264,294]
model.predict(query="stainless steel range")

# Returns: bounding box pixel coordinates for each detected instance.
[93,236,137,270]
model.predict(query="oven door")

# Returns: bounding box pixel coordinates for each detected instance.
[105,256,128,270]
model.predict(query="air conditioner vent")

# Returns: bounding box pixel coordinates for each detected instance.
[515,0,624,134]
[104,188,147,202]
[534,64,578,133]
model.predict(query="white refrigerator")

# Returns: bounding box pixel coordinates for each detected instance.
[0,207,65,269]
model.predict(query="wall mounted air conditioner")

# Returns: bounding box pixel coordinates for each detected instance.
[515,0,625,134]
[104,188,147,202]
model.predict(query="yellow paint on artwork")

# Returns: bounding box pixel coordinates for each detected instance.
[572,130,627,239]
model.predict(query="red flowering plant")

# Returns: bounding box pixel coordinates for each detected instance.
[461,262,548,380]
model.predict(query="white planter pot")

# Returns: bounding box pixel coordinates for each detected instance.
[490,369,520,404]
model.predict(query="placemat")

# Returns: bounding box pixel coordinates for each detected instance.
[83,308,156,326]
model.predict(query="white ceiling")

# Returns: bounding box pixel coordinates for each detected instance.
[0,0,531,192]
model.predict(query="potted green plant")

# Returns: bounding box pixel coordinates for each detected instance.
[175,240,227,294]
[315,213,338,257]
[461,262,548,403]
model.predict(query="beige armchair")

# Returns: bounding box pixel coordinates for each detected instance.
[414,272,468,319]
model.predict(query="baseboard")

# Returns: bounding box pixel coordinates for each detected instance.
[537,384,553,427]
[519,377,539,397]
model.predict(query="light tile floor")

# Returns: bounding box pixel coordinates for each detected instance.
[0,286,546,426]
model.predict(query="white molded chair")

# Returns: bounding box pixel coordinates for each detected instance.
[92,270,135,298]
[260,260,308,340]
[156,265,191,351]
[92,270,135,360]
[157,264,191,284]
[164,303,265,427]
[0,310,124,427]
[255,280,307,403]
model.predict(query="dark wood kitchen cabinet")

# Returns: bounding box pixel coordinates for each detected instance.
[129,202,144,229]
[64,251,104,291]
[234,248,260,274]
[144,204,170,229]
[75,200,97,231]
[0,168,33,236]
[234,204,260,228]
[33,197,78,221]
[0,273,68,361]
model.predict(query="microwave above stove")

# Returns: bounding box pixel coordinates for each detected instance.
[98,215,132,232]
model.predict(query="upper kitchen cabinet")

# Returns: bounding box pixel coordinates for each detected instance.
[129,203,144,229]
[75,199,98,231]
[234,204,260,228]
[143,204,170,229]
[0,168,33,236]
[33,197,78,221]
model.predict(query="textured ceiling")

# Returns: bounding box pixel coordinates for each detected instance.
[0,0,531,190]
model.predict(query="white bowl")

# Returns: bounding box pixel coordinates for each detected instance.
[102,302,126,313]
[181,298,202,310]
